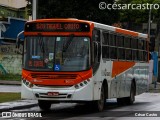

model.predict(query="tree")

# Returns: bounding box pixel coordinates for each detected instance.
[116,0,160,24]
[26,0,32,15]
[37,0,119,25]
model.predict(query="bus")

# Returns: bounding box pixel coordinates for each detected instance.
[18,18,149,111]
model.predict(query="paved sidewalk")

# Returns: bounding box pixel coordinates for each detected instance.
[149,82,160,93]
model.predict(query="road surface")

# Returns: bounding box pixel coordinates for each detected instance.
[1,93,160,120]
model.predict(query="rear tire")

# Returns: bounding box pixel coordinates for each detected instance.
[125,83,135,105]
[38,100,51,110]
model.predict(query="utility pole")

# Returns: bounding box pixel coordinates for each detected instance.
[32,0,37,20]
[148,8,152,92]
[148,8,151,42]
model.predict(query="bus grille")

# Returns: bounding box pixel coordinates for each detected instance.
[30,74,78,80]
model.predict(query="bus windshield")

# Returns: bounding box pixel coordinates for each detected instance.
[23,36,91,71]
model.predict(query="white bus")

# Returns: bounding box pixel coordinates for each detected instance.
[20,18,149,111]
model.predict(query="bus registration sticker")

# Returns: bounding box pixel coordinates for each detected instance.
[48,92,59,96]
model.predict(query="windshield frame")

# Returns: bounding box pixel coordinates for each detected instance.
[23,35,91,72]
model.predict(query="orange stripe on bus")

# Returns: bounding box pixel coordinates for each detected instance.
[112,61,135,78]
[22,69,92,86]
[116,28,138,36]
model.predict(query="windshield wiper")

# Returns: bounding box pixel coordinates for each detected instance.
[38,37,45,57]
[62,34,74,52]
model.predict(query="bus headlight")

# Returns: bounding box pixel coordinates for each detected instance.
[74,79,90,89]
[22,78,34,88]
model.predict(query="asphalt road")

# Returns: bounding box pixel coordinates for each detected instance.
[2,93,160,120]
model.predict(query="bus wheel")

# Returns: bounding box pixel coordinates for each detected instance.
[95,85,105,111]
[38,100,51,110]
[125,83,135,105]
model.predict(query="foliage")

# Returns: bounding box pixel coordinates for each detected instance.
[37,0,119,25]
[0,93,21,103]
[116,0,160,23]
[26,0,32,15]
[0,74,21,81]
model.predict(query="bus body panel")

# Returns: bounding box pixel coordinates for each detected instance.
[21,82,35,99]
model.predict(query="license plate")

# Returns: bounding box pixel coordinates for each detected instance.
[47,92,59,96]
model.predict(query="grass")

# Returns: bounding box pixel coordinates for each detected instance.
[0,92,21,103]
[0,74,21,81]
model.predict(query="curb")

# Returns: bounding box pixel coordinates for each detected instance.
[0,80,21,85]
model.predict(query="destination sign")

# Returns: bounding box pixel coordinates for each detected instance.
[25,22,90,32]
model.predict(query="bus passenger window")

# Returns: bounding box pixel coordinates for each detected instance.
[124,37,131,48]
[116,35,124,47]
[144,51,148,61]
[125,49,132,60]
[103,32,109,45]
[138,39,144,50]
[132,50,137,61]
[138,51,143,61]
[144,41,147,50]
[92,29,100,42]
[109,33,116,46]
[117,48,125,60]
[131,38,138,49]
[109,47,117,59]
[102,46,109,58]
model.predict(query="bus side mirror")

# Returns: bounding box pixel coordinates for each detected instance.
[16,31,24,49]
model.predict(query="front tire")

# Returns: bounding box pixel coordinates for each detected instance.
[94,85,105,111]
[38,100,51,110]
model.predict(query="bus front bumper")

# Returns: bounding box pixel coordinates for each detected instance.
[21,79,93,101]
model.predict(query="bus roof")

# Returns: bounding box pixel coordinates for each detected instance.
[93,22,148,39]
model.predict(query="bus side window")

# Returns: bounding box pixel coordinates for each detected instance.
[138,39,144,50]
[118,48,125,60]
[92,29,101,63]
[109,33,116,46]
[144,51,148,61]
[102,46,109,58]
[92,29,100,42]
[144,40,147,50]
[132,50,137,61]
[125,49,132,60]
[131,38,138,49]
[138,50,143,61]
[124,37,131,48]
[109,47,117,59]
[116,35,124,47]
[102,32,109,45]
